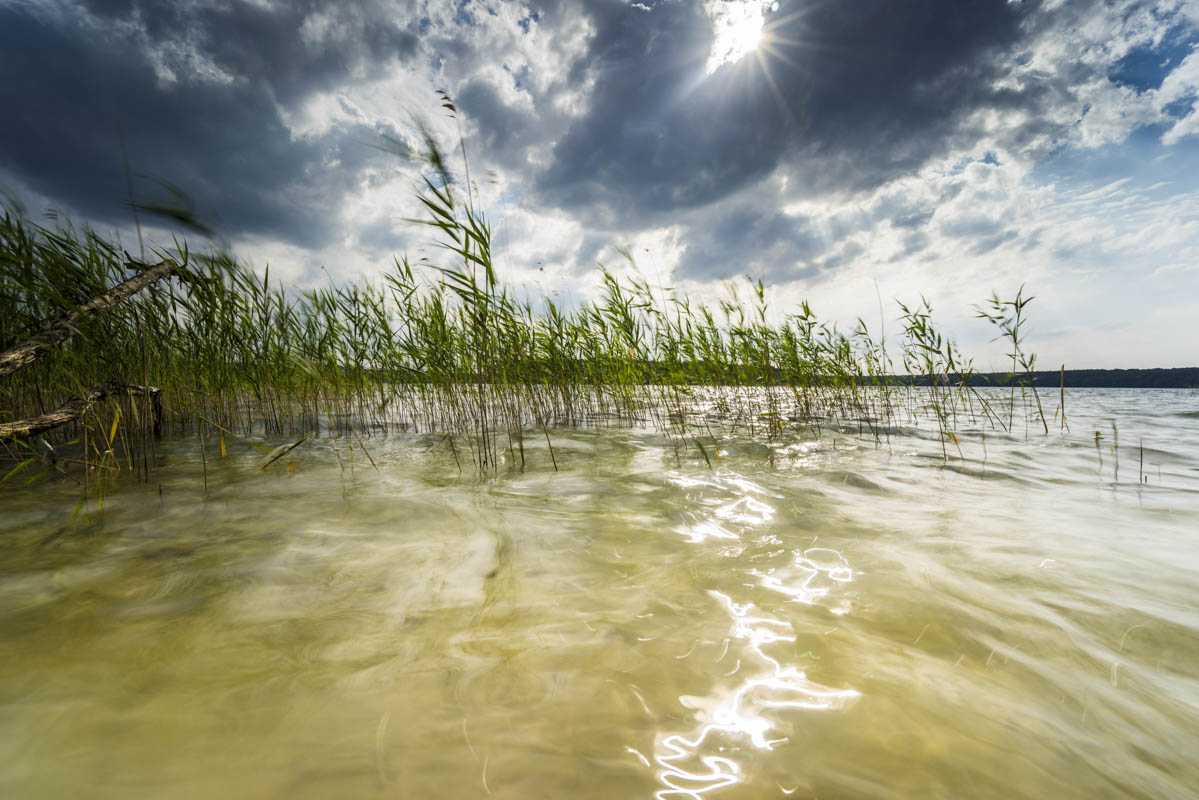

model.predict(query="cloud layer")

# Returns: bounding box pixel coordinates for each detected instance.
[2,0,1198,366]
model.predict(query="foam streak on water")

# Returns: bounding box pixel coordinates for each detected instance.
[1,389,1197,798]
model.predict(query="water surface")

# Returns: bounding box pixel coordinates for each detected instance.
[1,389,1197,798]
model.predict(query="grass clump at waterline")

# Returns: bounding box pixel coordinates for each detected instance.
[0,141,1051,489]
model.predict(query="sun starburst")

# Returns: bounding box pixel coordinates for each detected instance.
[705,1,768,74]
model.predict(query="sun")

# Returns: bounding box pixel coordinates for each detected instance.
[705,1,768,74]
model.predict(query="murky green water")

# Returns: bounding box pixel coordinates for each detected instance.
[2,389,1197,799]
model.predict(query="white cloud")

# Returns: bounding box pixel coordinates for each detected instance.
[1159,49,1199,144]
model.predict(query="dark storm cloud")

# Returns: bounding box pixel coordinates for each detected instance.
[0,1,417,245]
[673,200,825,283]
[539,0,787,225]
[77,0,419,102]
[537,0,1036,227]
[455,77,538,169]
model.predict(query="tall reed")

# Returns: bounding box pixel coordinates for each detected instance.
[0,134,1050,484]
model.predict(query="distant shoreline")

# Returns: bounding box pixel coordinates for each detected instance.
[899,367,1199,389]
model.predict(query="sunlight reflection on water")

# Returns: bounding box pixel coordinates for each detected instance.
[655,472,859,798]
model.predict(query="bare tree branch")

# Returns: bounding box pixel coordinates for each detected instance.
[0,258,179,380]
[0,383,161,440]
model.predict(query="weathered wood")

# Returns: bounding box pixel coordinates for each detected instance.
[0,383,160,440]
[0,258,178,380]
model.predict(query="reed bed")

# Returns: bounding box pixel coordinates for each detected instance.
[0,139,1049,486]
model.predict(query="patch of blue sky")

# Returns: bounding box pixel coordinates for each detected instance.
[945,151,1002,176]
[1108,25,1197,92]
[517,9,540,34]
[452,1,475,28]
[1033,125,1199,197]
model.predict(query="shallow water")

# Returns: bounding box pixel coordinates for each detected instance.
[1,389,1197,799]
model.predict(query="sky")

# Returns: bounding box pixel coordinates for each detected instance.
[2,0,1198,370]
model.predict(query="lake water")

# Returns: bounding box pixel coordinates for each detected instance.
[1,388,1197,799]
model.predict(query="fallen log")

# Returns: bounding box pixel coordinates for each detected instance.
[0,383,162,440]
[0,257,179,380]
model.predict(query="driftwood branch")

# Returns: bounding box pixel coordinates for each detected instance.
[0,383,161,440]
[0,258,179,380]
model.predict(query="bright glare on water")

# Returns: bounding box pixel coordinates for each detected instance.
[1,389,1197,798]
